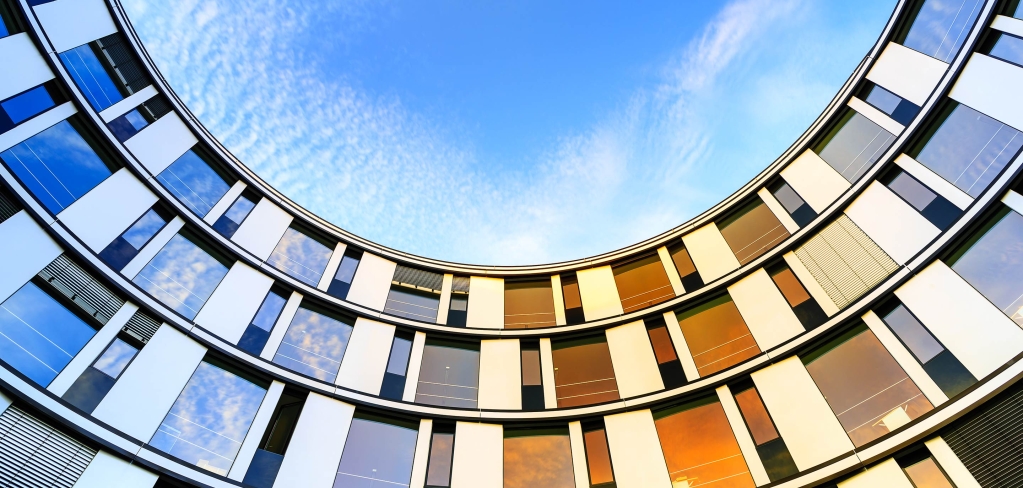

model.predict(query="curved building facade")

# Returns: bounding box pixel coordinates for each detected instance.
[0,0,1022,486]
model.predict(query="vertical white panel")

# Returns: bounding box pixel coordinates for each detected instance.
[203,181,246,225]
[0,102,76,153]
[33,0,118,53]
[657,246,686,296]
[228,381,285,481]
[951,54,1023,130]
[316,242,347,291]
[1003,190,1023,215]
[783,251,840,316]
[194,262,274,343]
[552,274,568,326]
[0,211,63,303]
[866,42,948,106]
[450,422,503,488]
[98,86,159,123]
[92,325,207,441]
[478,339,522,410]
[231,198,294,260]
[120,217,184,279]
[716,385,771,486]
[924,437,983,488]
[895,261,1023,379]
[437,274,453,324]
[402,332,427,402]
[410,419,433,488]
[540,338,558,409]
[124,113,199,176]
[577,266,624,321]
[605,321,663,398]
[993,14,1023,37]
[862,310,948,406]
[757,188,801,234]
[568,421,589,488]
[662,311,699,382]
[728,269,804,351]
[838,458,914,488]
[895,154,972,210]
[0,34,55,101]
[346,253,397,311]
[844,182,940,264]
[466,276,504,329]
[682,223,741,282]
[58,168,158,252]
[48,302,138,397]
[72,450,158,488]
[751,356,853,470]
[603,410,672,488]
[260,291,302,360]
[848,97,905,135]
[781,150,851,213]
[272,393,355,488]
[336,317,395,394]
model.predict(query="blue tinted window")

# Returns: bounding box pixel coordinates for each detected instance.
[989,33,1023,67]
[2,86,55,125]
[865,85,901,115]
[251,291,288,332]
[902,0,984,62]
[92,338,137,378]
[213,194,255,238]
[59,44,124,111]
[334,418,418,487]
[0,120,112,214]
[0,282,96,386]
[0,17,8,38]
[133,234,229,319]
[121,208,168,249]
[272,307,352,382]
[267,228,333,286]
[150,361,267,476]
[950,209,1023,325]
[157,150,230,217]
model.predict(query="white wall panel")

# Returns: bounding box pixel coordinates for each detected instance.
[951,54,1023,131]
[92,325,207,441]
[120,216,184,279]
[478,339,522,410]
[466,276,504,329]
[781,150,851,213]
[751,356,853,470]
[316,242,347,291]
[925,437,983,488]
[346,252,397,311]
[0,102,75,153]
[577,266,624,321]
[260,291,302,360]
[450,422,503,488]
[336,317,395,394]
[231,198,294,260]
[757,188,800,234]
[867,42,948,106]
[0,211,63,303]
[662,311,699,381]
[728,269,804,351]
[98,86,159,122]
[682,223,740,282]
[202,180,246,225]
[402,331,427,402]
[894,154,972,210]
[862,310,948,406]
[58,168,158,252]
[657,246,687,295]
[272,393,355,488]
[848,96,905,135]
[993,14,1023,37]
[123,113,198,176]
[716,385,771,486]
[568,421,589,488]
[228,381,285,481]
[48,302,137,397]
[603,410,672,488]
[72,450,158,488]
[1003,190,1023,215]
[194,262,274,343]
[895,261,1023,379]
[552,274,568,325]
[437,274,453,324]
[844,182,940,264]
[410,419,433,488]
[605,321,664,398]
[839,458,913,488]
[540,338,558,409]
[0,34,54,101]
[34,0,117,53]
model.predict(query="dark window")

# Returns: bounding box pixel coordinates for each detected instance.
[132,231,230,320]
[505,279,556,328]
[385,266,443,322]
[559,273,585,325]
[898,0,984,63]
[504,428,575,488]
[243,389,306,488]
[425,425,455,488]
[766,261,828,329]
[719,199,791,265]
[879,166,962,230]
[156,147,232,217]
[334,414,418,487]
[447,276,469,327]
[380,330,415,400]
[947,207,1023,326]
[897,449,955,488]
[0,82,63,134]
[552,335,619,408]
[645,316,686,389]
[768,179,816,228]
[237,286,290,356]
[416,339,480,408]
[98,205,173,270]
[732,382,798,481]
[613,254,675,313]
[63,336,141,413]
[814,108,895,183]
[106,95,172,142]
[667,241,704,292]
[520,340,544,410]
[58,34,149,111]
[582,423,615,487]
[327,248,362,299]
[653,397,757,488]
[271,304,354,383]
[267,226,334,287]
[858,82,920,126]
[212,190,258,238]
[676,295,760,376]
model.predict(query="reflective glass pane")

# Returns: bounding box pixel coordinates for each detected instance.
[989,33,1023,66]
[2,85,56,124]
[881,304,944,363]
[770,268,811,308]
[334,418,418,487]
[583,429,614,485]
[272,307,353,382]
[670,246,698,277]
[59,44,124,111]
[771,182,806,215]
[521,349,542,386]
[648,326,678,364]
[416,343,480,408]
[505,281,556,328]
[121,208,168,249]
[334,254,360,284]
[561,278,582,309]
[817,112,895,183]
[250,290,288,332]
[865,85,902,115]
[903,457,954,488]
[92,338,137,379]
[719,201,791,265]
[552,338,618,408]
[425,432,454,487]
[504,433,575,488]
[888,172,937,211]
[950,210,1023,325]
[613,255,675,313]
[133,234,229,319]
[157,150,231,217]
[733,388,779,445]
[386,335,413,376]
[223,195,256,225]
[654,400,756,488]
[384,287,440,322]
[267,228,333,286]
[676,296,760,376]
[902,0,984,62]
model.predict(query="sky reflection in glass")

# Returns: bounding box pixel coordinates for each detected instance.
[272,307,352,383]
[59,44,124,111]
[157,150,230,217]
[334,417,418,487]
[133,234,229,319]
[950,209,1023,325]
[267,228,333,287]
[902,0,983,62]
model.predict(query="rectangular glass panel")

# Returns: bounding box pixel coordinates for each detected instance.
[676,296,760,376]
[903,457,954,488]
[59,44,124,111]
[881,304,944,363]
[386,335,413,376]
[865,85,902,115]
[887,171,937,211]
[250,290,288,332]
[816,111,895,183]
[949,210,1023,324]
[769,267,811,308]
[504,433,575,488]
[272,307,353,382]
[654,399,756,488]
[157,150,231,217]
[902,0,984,62]
[416,343,480,408]
[505,281,556,328]
[92,338,137,379]
[213,194,256,237]
[266,228,333,287]
[613,255,675,313]
[121,208,169,249]
[334,417,418,487]
[647,325,678,364]
[583,429,614,485]
[561,277,582,310]
[2,85,56,125]
[989,33,1023,66]
[521,349,542,386]
[133,234,229,319]
[552,338,619,408]
[384,286,440,322]
[426,432,454,487]
[670,246,698,277]
[733,388,779,445]
[719,201,791,265]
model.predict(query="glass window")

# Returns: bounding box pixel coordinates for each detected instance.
[521,341,544,410]
[244,389,305,488]
[1,85,57,133]
[676,295,760,376]
[63,337,139,413]
[106,96,172,142]
[880,167,961,230]
[505,280,556,328]
[334,415,418,488]
[237,287,289,356]
[326,249,362,299]
[132,233,229,319]
[156,149,231,217]
[385,286,441,323]
[732,384,798,481]
[912,103,1023,197]
[668,242,704,292]
[948,208,1023,325]
[646,317,686,389]
[381,330,414,400]
[900,0,984,62]
[560,273,585,325]
[271,306,353,383]
[504,429,576,488]
[415,340,480,408]
[447,276,470,327]
[425,429,455,488]
[768,180,816,228]
[59,43,125,111]
[98,206,171,270]
[266,227,333,287]
[803,326,934,446]
[880,301,975,398]
[212,193,256,238]
[552,336,619,408]
[613,255,675,313]
[814,110,896,183]
[988,32,1023,67]
[0,119,114,214]
[863,84,919,126]
[582,426,615,487]
[719,199,791,265]
[0,281,97,386]
[150,360,268,476]
[767,262,827,330]
[653,397,756,488]
[0,12,8,38]
[901,455,955,488]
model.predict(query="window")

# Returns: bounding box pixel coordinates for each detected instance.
[613,254,675,313]
[559,273,585,325]
[62,336,140,413]
[0,4,9,38]
[132,231,230,320]
[653,397,756,488]
[385,265,443,322]
[504,429,576,488]
[243,389,306,488]
[326,248,362,299]
[582,423,615,487]
[768,179,816,228]
[237,286,290,356]
[645,316,686,389]
[505,279,556,328]
[380,330,415,400]
[447,276,469,327]
[552,335,619,408]
[0,82,63,134]
[879,166,961,230]
[425,425,455,488]
[333,414,419,488]
[766,261,828,330]
[877,300,975,398]
[0,281,97,386]
[267,227,334,287]
[947,207,1023,325]
[106,96,172,142]
[911,102,1023,198]
[803,325,934,446]
[667,241,704,292]
[814,109,896,183]
[58,34,149,112]
[898,0,984,63]
[271,305,354,383]
[986,31,1023,68]
[731,382,798,481]
[676,295,760,376]
[150,359,269,476]
[521,340,544,410]
[0,119,116,214]
[98,205,173,270]
[719,199,791,265]
[415,339,480,408]
[156,148,232,217]
[858,82,920,126]
[897,449,955,488]
[1016,0,1023,19]
[212,190,258,238]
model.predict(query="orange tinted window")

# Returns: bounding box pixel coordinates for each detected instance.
[583,429,615,485]
[670,246,698,277]
[552,339,619,408]
[654,400,756,488]
[770,267,811,307]
[521,349,542,386]
[719,200,791,265]
[733,387,779,445]
[647,326,678,364]
[505,281,556,329]
[504,434,575,488]
[676,296,761,376]
[562,279,582,310]
[613,255,674,313]
[903,457,954,488]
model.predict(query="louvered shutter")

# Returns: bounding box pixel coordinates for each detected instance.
[122,309,161,344]
[392,265,444,293]
[943,380,1023,487]
[0,187,20,224]
[0,406,96,488]
[37,255,125,325]
[451,276,470,294]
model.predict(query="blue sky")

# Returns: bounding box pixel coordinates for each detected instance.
[123,0,896,265]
